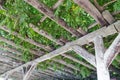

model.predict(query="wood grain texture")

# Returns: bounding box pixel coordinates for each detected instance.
[73,0,108,26]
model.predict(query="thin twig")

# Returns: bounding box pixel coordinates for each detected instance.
[103,0,117,8]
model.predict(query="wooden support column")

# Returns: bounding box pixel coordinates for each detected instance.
[94,36,110,80]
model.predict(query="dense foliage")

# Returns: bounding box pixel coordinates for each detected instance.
[0,0,120,79]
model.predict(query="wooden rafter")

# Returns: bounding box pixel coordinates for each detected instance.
[29,24,64,45]
[40,0,64,22]
[73,0,107,26]
[88,22,98,29]
[52,59,80,71]
[61,54,95,70]
[0,26,52,51]
[0,45,21,55]
[1,21,120,79]
[0,36,43,56]
[24,0,81,37]
[0,40,81,76]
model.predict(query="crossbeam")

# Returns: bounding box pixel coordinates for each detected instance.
[24,0,81,37]
[23,64,36,80]
[73,0,107,26]
[72,45,96,67]
[1,21,120,79]
[104,34,120,67]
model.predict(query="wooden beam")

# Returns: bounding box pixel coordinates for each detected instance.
[93,0,104,12]
[73,0,107,26]
[0,26,52,51]
[24,0,81,37]
[30,24,63,45]
[104,34,120,67]
[48,68,78,80]
[114,20,120,32]
[0,44,72,76]
[53,59,80,71]
[0,45,21,55]
[0,40,79,73]
[71,21,120,45]
[40,0,64,22]
[72,45,96,67]
[0,36,43,56]
[94,36,110,80]
[1,21,120,76]
[77,27,87,35]
[61,54,95,70]
[23,64,36,80]
[88,22,98,29]
[102,10,115,24]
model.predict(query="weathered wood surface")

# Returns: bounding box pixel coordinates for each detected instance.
[30,24,63,45]
[73,0,107,26]
[94,36,110,80]
[0,41,79,76]
[61,54,95,70]
[0,45,21,55]
[71,21,120,45]
[93,0,104,11]
[72,45,96,67]
[40,0,64,22]
[104,34,120,67]
[0,26,52,51]
[114,20,120,32]
[48,68,76,80]
[77,27,87,35]
[0,36,43,56]
[102,10,115,24]
[53,59,80,71]
[0,44,72,76]
[23,64,37,80]
[88,22,98,29]
[1,21,120,77]
[24,0,81,37]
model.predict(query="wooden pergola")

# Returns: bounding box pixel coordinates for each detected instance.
[0,0,120,80]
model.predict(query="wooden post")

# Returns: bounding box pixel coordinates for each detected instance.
[94,36,110,80]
